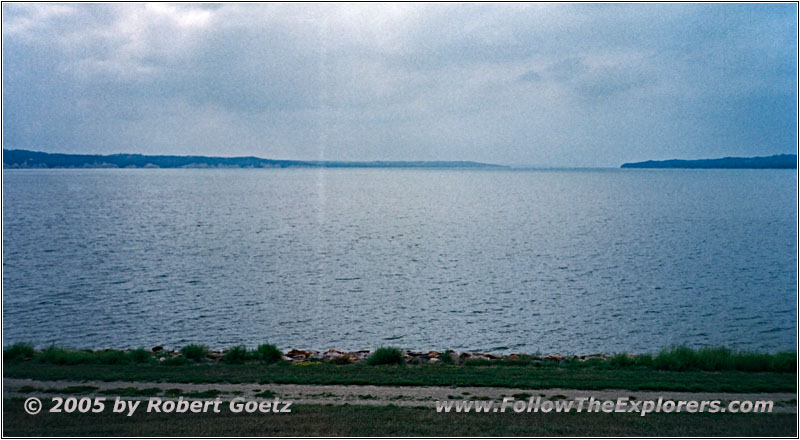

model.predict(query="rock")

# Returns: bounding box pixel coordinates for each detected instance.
[469,353,498,360]
[287,349,311,357]
[408,352,432,364]
[151,346,163,352]
[584,353,606,359]
[428,350,440,358]
[352,350,371,361]
[281,356,292,362]
[286,349,313,362]
[544,354,565,362]
[321,349,346,361]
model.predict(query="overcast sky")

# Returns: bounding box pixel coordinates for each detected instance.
[2,3,797,166]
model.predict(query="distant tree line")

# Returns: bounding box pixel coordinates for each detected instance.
[2,149,506,169]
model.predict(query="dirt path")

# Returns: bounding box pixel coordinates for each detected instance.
[5,378,796,413]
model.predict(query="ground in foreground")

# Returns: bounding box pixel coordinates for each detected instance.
[3,399,795,437]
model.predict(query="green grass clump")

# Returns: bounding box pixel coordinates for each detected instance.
[254,344,283,364]
[222,346,249,364]
[634,354,653,368]
[608,353,653,368]
[127,348,152,364]
[4,343,35,360]
[653,346,702,371]
[769,352,796,373]
[35,347,94,365]
[31,346,151,366]
[732,352,773,372]
[439,350,454,365]
[180,345,210,362]
[652,346,796,373]
[366,347,404,366]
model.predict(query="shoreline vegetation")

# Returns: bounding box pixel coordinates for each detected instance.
[2,149,507,169]
[5,343,795,373]
[4,344,795,392]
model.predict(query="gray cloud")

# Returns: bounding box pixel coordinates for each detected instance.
[2,3,796,166]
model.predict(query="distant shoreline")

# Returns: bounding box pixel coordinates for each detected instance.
[2,149,507,170]
[621,154,796,169]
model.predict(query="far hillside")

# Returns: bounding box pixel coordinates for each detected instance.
[621,154,796,169]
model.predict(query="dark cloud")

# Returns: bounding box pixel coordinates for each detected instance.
[2,3,796,166]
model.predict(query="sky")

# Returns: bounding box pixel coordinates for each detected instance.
[2,3,797,167]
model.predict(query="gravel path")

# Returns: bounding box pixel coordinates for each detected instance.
[5,378,796,413]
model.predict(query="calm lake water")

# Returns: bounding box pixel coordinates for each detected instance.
[3,168,797,354]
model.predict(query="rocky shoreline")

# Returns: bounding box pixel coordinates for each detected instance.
[145,346,608,365]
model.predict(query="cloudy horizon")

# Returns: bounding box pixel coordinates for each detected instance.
[2,3,797,167]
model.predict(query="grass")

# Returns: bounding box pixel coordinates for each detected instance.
[366,347,404,366]
[651,346,795,372]
[600,346,796,373]
[3,343,34,361]
[162,355,188,366]
[27,346,152,366]
[254,344,282,364]
[439,350,455,365]
[3,400,794,436]
[222,346,248,364]
[180,345,210,362]
[34,346,94,365]
[127,348,152,364]
[3,360,794,393]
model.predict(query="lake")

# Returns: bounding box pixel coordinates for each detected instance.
[2,168,796,354]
